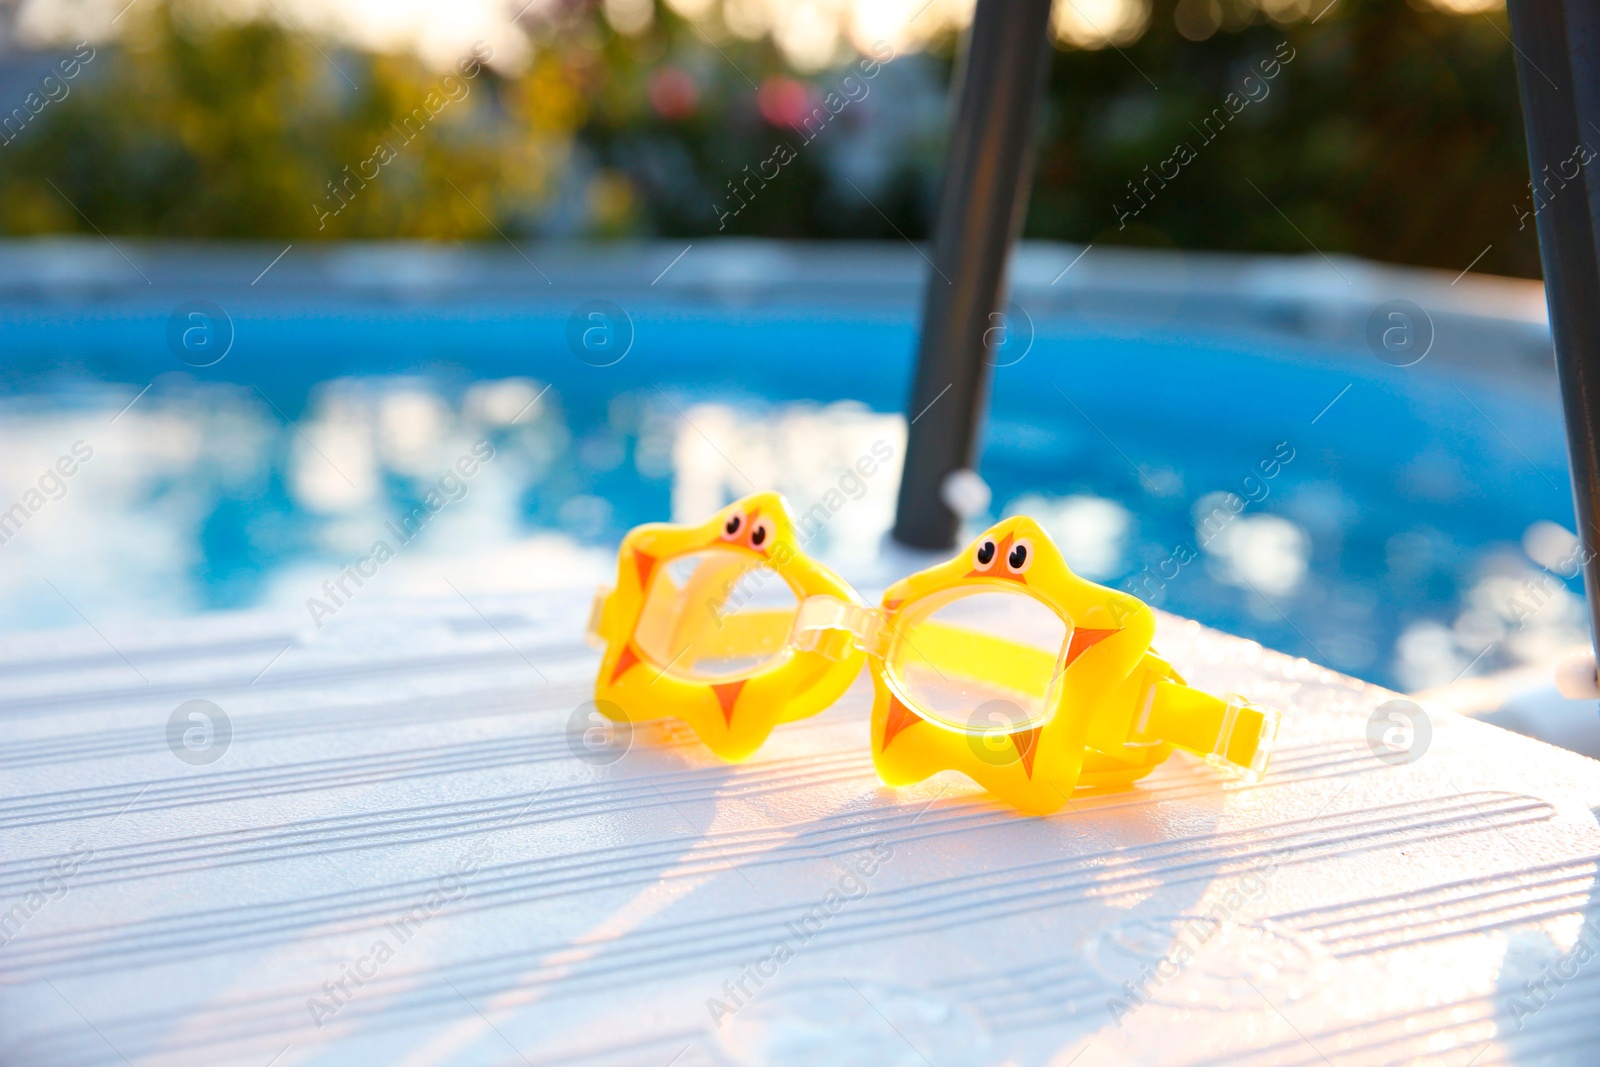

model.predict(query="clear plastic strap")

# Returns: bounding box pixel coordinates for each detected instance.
[585,585,613,648]
[789,594,883,660]
[1121,674,1165,748]
[1202,693,1281,783]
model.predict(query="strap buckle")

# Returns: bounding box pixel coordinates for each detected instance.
[585,585,613,648]
[1203,694,1280,782]
[790,594,884,661]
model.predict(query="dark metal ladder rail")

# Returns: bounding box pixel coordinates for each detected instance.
[891,0,1055,549]
[1506,0,1600,676]
[895,0,1600,679]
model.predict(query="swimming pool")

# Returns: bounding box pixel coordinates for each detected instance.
[0,238,1578,693]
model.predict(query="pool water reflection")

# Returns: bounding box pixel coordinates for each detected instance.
[0,268,1581,693]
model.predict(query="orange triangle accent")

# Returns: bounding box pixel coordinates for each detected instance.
[608,644,641,685]
[880,695,921,751]
[883,598,903,612]
[972,571,1024,585]
[1012,726,1042,778]
[711,680,746,726]
[1064,628,1118,668]
[963,570,1028,585]
[633,550,657,590]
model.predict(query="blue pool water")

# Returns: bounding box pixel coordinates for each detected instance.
[0,251,1580,692]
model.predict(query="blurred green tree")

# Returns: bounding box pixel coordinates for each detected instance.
[1030,0,1541,278]
[0,0,552,239]
[0,0,1545,278]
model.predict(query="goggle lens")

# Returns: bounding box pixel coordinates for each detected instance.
[884,588,1071,734]
[635,547,800,681]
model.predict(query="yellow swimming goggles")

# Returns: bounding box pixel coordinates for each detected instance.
[585,491,1279,815]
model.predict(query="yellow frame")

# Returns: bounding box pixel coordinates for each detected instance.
[589,491,865,761]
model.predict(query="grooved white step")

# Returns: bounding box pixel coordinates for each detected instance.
[1,590,1597,1067]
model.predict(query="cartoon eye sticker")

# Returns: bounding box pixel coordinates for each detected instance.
[748,517,773,551]
[720,510,745,541]
[1005,538,1033,574]
[973,537,998,570]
